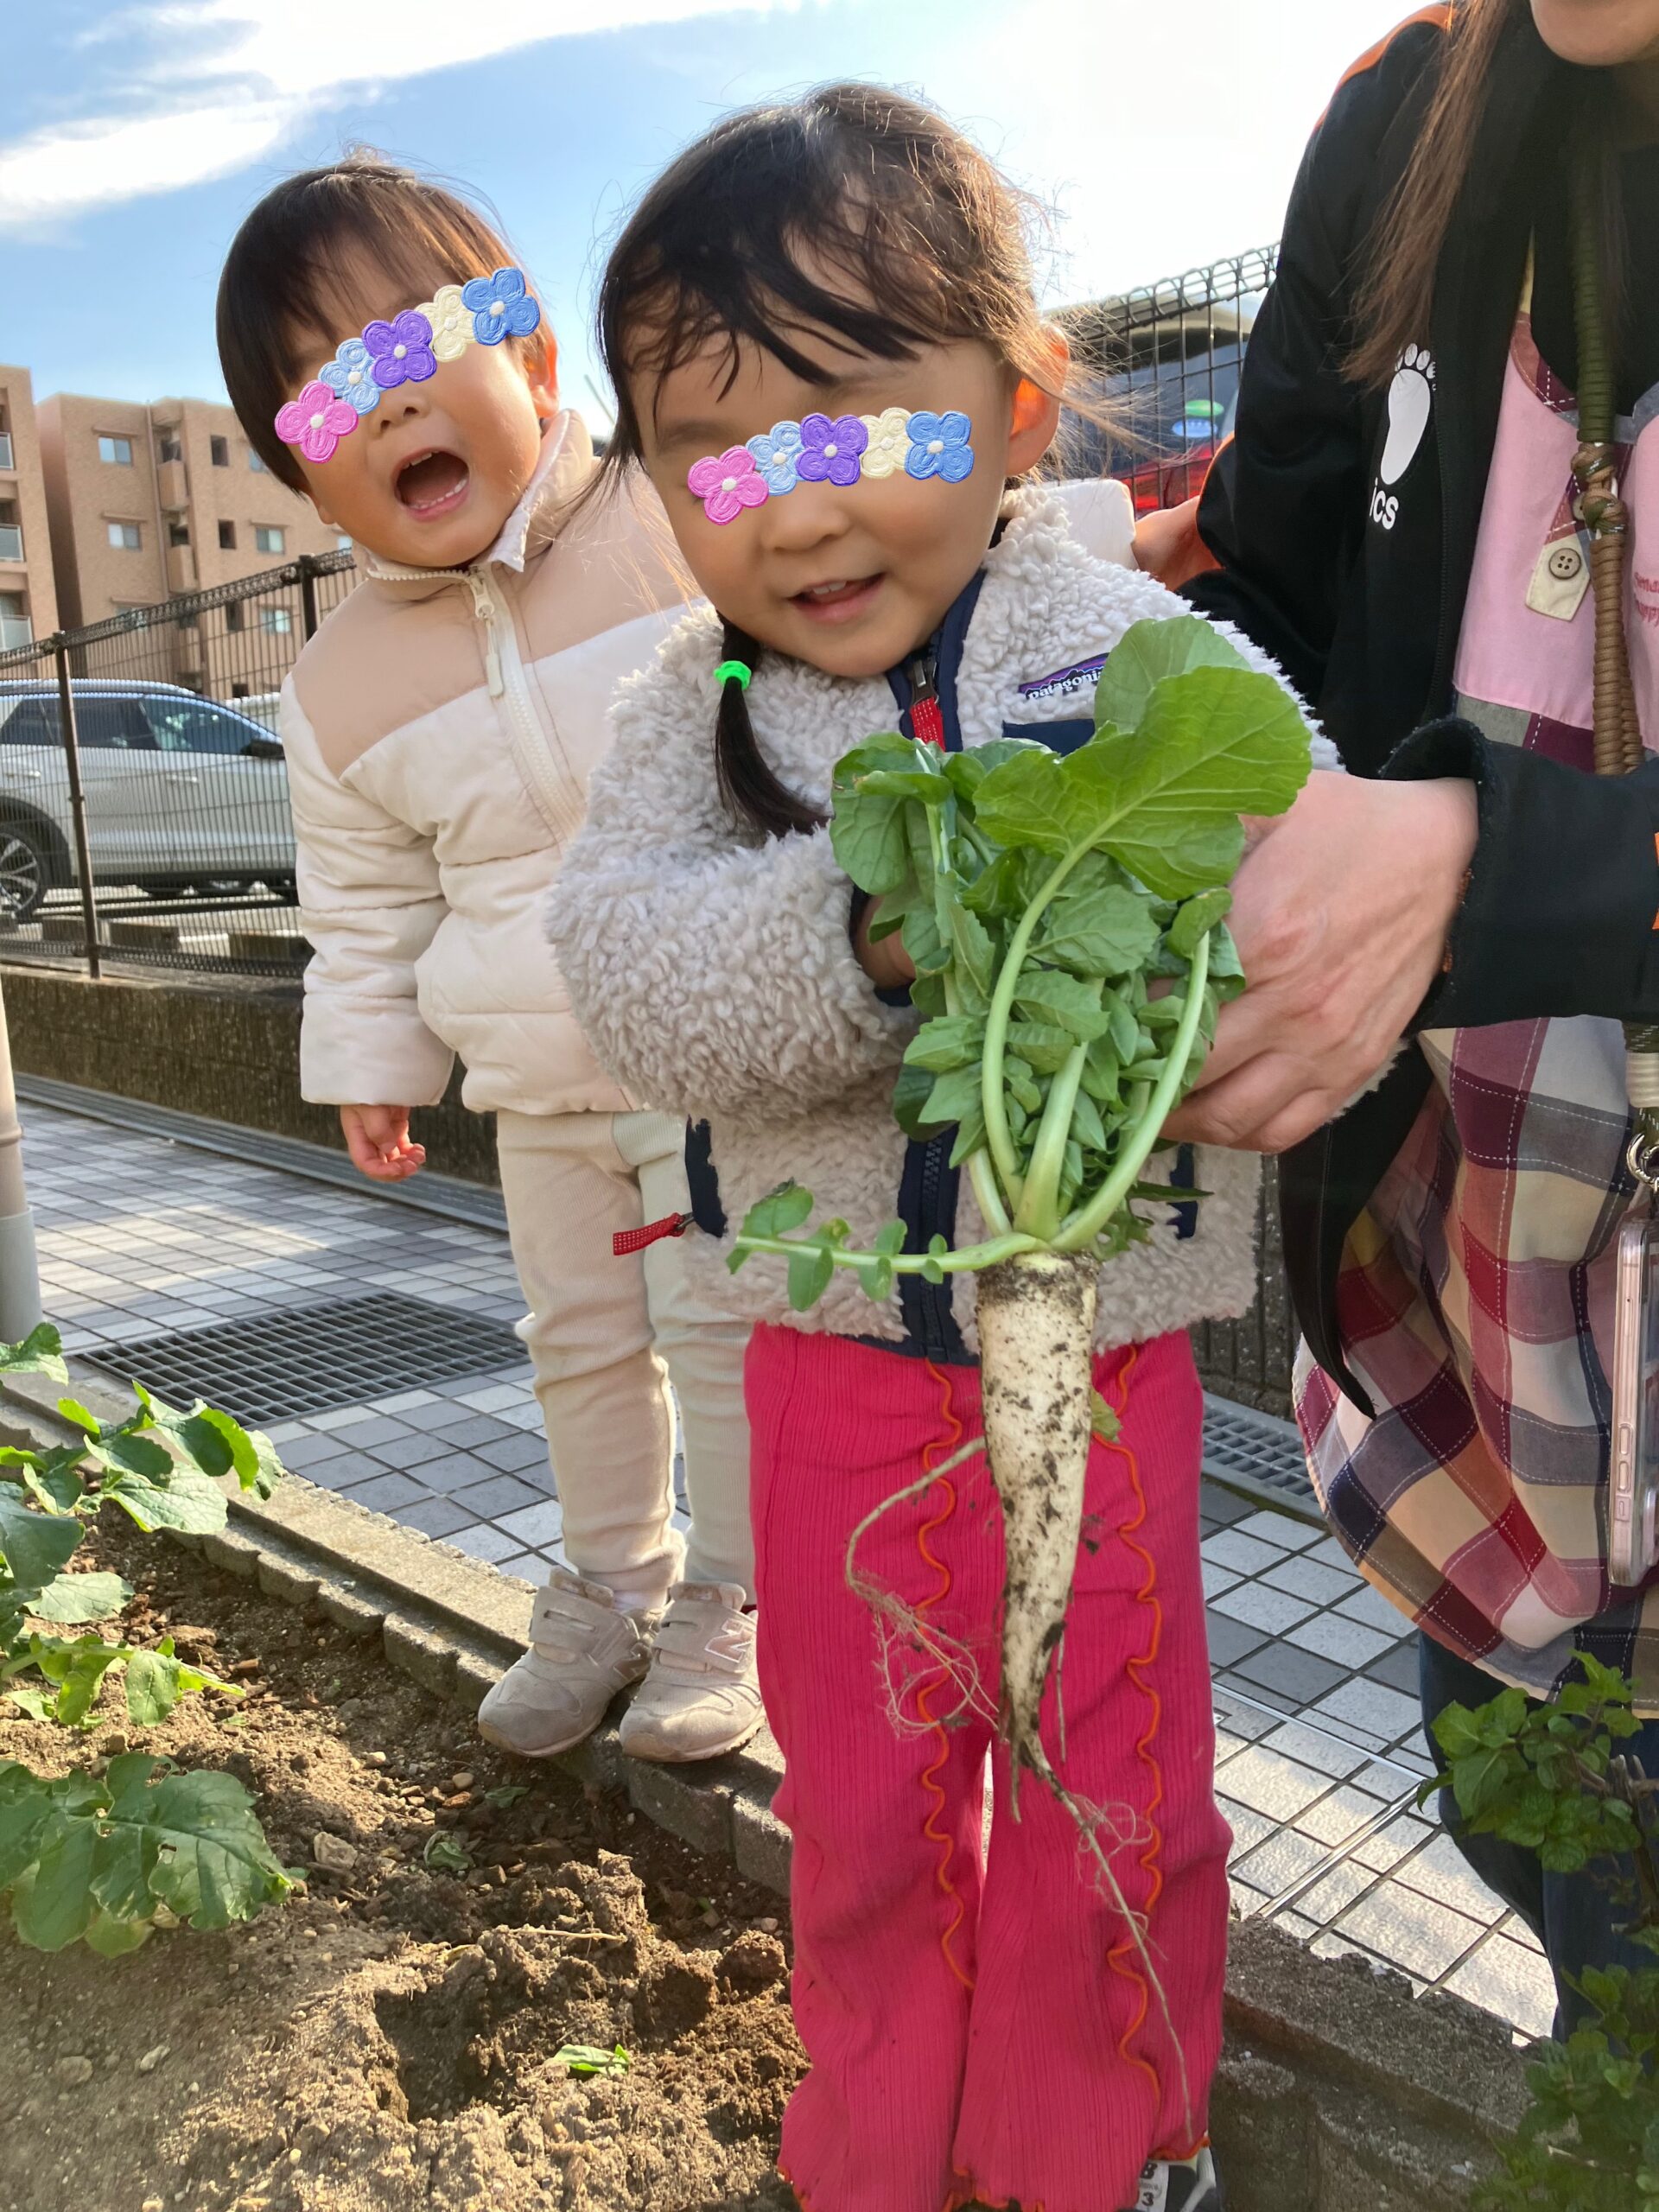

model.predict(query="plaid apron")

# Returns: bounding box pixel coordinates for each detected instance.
[1297,294,1659,1707]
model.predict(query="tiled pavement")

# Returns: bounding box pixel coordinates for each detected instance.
[19,1094,1554,2040]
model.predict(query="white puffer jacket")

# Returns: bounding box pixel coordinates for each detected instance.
[282,412,687,1116]
[549,490,1333,1354]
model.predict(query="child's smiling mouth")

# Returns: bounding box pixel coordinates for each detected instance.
[395,448,471,517]
[791,575,883,623]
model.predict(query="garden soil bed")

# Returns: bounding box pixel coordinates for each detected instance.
[2,1517,805,2212]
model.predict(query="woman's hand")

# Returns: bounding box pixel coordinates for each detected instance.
[1165,772,1478,1153]
[340,1103,427,1181]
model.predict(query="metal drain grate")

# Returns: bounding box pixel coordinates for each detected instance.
[86,1293,528,1427]
[1202,1394,1321,1524]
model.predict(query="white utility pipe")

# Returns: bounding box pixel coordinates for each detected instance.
[0,974,42,1342]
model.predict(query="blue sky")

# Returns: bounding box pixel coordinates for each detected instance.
[0,0,1408,433]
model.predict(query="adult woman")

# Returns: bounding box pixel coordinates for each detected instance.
[1173,0,1659,2018]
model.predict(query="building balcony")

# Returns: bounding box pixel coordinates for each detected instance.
[0,524,22,563]
[0,434,13,471]
[157,458,188,509]
[0,615,29,651]
[166,543,197,594]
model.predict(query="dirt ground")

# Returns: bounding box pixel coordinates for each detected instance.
[1,1517,805,2212]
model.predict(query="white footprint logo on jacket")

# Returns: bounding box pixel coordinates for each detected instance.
[1379,345,1435,486]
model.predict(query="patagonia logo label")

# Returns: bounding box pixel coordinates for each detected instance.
[1017,653,1106,704]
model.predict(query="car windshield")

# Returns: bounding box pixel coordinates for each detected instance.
[142,697,261,755]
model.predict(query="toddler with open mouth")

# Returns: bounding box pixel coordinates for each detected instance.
[214,154,763,1769]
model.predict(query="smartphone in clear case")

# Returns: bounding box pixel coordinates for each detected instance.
[1609,1212,1659,1585]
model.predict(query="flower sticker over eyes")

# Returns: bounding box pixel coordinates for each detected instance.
[906,410,975,483]
[318,334,382,417]
[461,266,542,346]
[275,382,359,466]
[746,421,804,496]
[860,407,912,480]
[365,309,437,390]
[688,446,771,525]
[418,284,474,364]
[796,412,868,487]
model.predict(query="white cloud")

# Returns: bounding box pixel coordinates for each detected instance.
[0,0,795,230]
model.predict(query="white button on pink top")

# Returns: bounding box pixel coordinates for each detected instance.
[721,476,737,493]
[309,413,324,429]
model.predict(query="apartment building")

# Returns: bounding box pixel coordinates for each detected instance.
[35,391,343,636]
[0,366,60,651]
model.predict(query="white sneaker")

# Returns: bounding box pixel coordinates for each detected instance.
[618,1581,764,1764]
[477,1568,659,1758]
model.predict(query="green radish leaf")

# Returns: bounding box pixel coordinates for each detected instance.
[27,1571,130,1625]
[949,906,997,1005]
[0,1763,55,1887]
[91,1428,175,1482]
[901,901,950,977]
[944,738,1042,807]
[971,747,1077,855]
[890,1062,938,1141]
[786,1245,835,1313]
[0,1495,82,1599]
[830,736,921,893]
[1004,1055,1042,1116]
[949,1107,988,1169]
[874,1220,909,1258]
[56,1399,103,1437]
[11,1802,99,1950]
[855,1257,894,1301]
[960,847,1048,919]
[423,1830,473,1876]
[1089,1389,1121,1443]
[105,1758,293,1929]
[1081,665,1310,895]
[1070,1090,1110,1154]
[99,1465,227,1538]
[82,1907,153,1957]
[1092,613,1249,734]
[21,1452,90,1515]
[908,969,947,1020]
[1005,1020,1078,1075]
[919,1066,984,1130]
[1081,1039,1121,1106]
[0,1324,69,1383]
[742,1184,815,1239]
[1015,971,1110,1041]
[1168,887,1232,957]
[1104,995,1140,1062]
[124,1647,200,1728]
[904,1016,986,1076]
[1037,885,1160,976]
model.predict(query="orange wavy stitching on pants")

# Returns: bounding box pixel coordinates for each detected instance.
[1097,1341,1171,2116]
[913,1358,975,1992]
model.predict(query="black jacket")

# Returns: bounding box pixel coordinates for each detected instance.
[1185,5,1659,1409]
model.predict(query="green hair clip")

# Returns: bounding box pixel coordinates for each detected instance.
[714,658,752,690]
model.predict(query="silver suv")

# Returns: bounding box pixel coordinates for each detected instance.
[0,681,296,918]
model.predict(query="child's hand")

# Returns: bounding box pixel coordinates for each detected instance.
[340,1104,426,1182]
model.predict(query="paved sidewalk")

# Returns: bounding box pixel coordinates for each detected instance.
[21,1093,1554,2041]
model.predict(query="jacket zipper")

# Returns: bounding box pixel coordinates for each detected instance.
[463,569,584,850]
[899,643,956,1362]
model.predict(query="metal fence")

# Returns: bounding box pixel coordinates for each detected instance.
[1057,242,1277,512]
[0,553,355,979]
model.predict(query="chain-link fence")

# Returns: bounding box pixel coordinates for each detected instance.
[1058,242,1276,512]
[0,553,355,979]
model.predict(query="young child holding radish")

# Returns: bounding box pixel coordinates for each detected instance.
[550,85,1332,2212]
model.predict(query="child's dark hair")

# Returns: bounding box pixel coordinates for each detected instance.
[596,83,1070,840]
[218,154,541,494]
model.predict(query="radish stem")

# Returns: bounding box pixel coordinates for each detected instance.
[980,847,1085,1207]
[1016,1038,1088,1238]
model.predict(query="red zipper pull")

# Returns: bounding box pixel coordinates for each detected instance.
[613,1212,693,1256]
[908,656,944,748]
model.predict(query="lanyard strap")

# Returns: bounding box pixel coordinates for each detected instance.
[1570,161,1659,1154]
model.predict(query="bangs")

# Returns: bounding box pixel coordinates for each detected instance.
[600,84,1050,451]
[218,158,532,490]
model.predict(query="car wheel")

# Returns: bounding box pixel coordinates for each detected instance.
[0,819,53,923]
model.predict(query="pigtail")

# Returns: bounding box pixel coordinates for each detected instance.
[713,620,827,840]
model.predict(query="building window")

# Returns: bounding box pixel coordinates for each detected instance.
[156,435,182,464]
[248,449,267,472]
[260,607,294,635]
[107,520,142,550]
[225,601,245,633]
[98,435,134,466]
[254,525,285,556]
[218,520,236,550]
[210,436,230,467]
[168,522,190,547]
[0,589,29,651]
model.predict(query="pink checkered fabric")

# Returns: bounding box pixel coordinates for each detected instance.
[1295,308,1659,1709]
